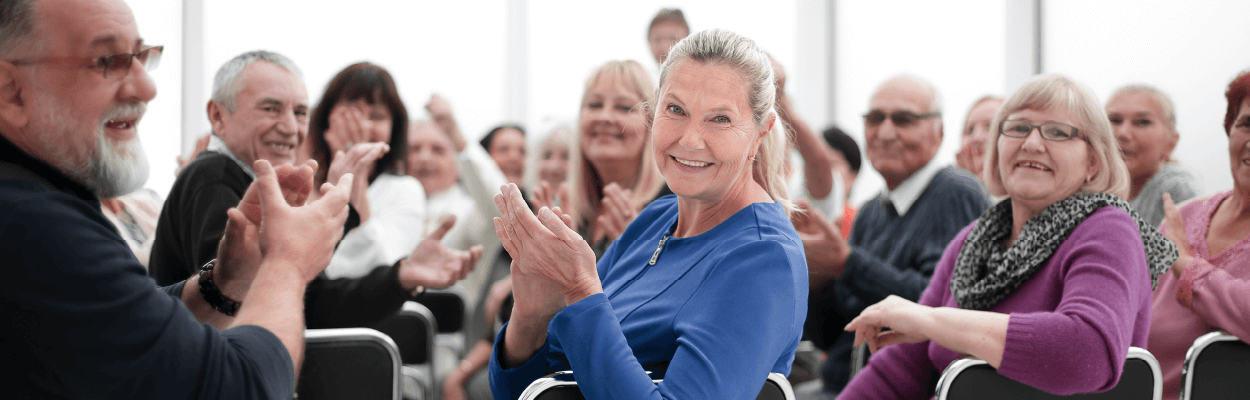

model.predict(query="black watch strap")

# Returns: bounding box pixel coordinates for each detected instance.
[197,259,241,316]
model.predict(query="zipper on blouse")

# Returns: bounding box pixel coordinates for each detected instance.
[649,234,670,265]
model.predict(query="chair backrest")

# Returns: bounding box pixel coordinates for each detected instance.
[934,346,1161,400]
[296,328,402,400]
[848,343,870,380]
[516,371,794,400]
[418,285,468,334]
[371,301,437,365]
[1181,331,1250,400]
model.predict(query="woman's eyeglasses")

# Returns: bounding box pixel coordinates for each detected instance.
[999,119,1082,141]
[863,110,941,128]
[8,46,163,79]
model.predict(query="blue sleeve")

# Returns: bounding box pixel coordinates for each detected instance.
[1,189,294,399]
[161,280,186,298]
[542,240,804,400]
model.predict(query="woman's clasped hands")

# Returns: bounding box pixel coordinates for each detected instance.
[493,183,601,317]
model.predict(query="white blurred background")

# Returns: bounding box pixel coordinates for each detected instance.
[128,0,1250,206]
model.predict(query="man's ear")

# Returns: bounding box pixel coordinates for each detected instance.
[0,62,29,129]
[207,99,227,139]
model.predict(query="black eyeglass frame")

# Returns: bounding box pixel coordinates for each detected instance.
[862,110,942,127]
[997,119,1084,142]
[7,45,164,79]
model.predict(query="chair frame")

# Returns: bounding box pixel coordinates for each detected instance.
[1180,331,1246,400]
[302,327,403,400]
[934,346,1161,400]
[517,371,794,400]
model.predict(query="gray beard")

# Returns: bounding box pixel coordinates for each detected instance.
[27,89,150,198]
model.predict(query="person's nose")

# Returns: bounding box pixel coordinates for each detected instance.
[275,110,300,139]
[678,125,706,151]
[1020,127,1048,152]
[1112,121,1131,145]
[118,60,157,104]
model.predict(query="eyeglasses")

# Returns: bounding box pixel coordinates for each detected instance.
[998,119,1082,141]
[8,46,163,78]
[863,110,941,128]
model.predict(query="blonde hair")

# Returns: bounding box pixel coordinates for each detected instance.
[524,124,574,190]
[984,74,1130,199]
[1108,84,1178,132]
[654,28,796,216]
[567,60,666,232]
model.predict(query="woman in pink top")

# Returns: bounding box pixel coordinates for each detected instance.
[1149,69,1250,400]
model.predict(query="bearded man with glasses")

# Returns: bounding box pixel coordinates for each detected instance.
[0,0,357,398]
[794,75,991,398]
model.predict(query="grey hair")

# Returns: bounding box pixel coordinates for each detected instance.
[875,74,944,115]
[1108,83,1178,132]
[655,28,795,216]
[0,0,41,59]
[212,50,303,113]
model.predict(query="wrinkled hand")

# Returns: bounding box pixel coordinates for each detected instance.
[791,200,850,286]
[324,142,388,221]
[1163,193,1195,278]
[216,160,318,299]
[253,159,352,283]
[398,214,483,291]
[844,295,933,353]
[494,183,598,318]
[593,183,636,242]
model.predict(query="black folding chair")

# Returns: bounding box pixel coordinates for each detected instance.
[296,328,402,400]
[517,371,795,400]
[1181,331,1250,400]
[934,346,1160,400]
[371,302,438,400]
[417,285,468,334]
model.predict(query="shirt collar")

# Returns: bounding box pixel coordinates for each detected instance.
[207,134,255,179]
[884,160,942,216]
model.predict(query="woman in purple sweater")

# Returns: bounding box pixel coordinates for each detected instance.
[1148,69,1250,400]
[840,74,1177,399]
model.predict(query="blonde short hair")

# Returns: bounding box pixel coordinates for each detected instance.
[984,74,1130,199]
[567,60,666,231]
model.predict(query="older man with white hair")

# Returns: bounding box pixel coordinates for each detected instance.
[0,0,354,397]
[797,75,991,397]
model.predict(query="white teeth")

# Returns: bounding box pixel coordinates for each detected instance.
[674,157,709,168]
[266,143,294,152]
[1019,162,1050,171]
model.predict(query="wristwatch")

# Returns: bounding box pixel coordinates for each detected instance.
[197,259,241,316]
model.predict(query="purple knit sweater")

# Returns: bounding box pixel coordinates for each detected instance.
[840,206,1154,399]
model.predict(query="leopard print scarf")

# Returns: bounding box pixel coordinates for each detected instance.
[950,192,1177,311]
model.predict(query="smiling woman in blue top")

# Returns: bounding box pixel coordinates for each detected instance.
[488,29,808,400]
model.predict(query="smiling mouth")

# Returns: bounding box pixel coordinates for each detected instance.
[672,156,711,168]
[1016,161,1051,172]
[265,142,296,153]
[104,118,136,130]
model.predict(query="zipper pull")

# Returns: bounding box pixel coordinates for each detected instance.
[649,234,670,265]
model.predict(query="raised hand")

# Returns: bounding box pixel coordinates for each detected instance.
[254,159,353,282]
[425,93,467,152]
[593,182,636,242]
[324,104,376,155]
[844,295,932,353]
[530,180,570,213]
[956,139,986,178]
[398,214,483,291]
[216,160,319,300]
[494,183,595,314]
[323,142,388,221]
[791,199,850,286]
[1163,193,1195,277]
